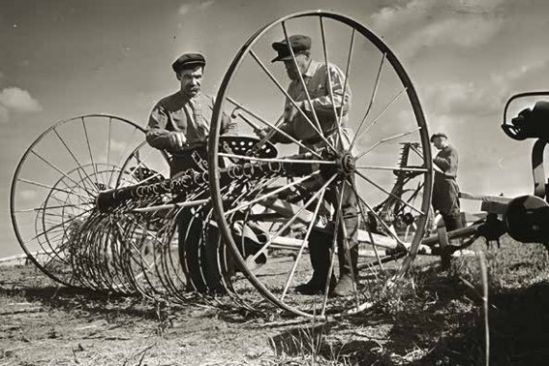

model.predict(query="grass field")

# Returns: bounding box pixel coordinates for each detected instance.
[1,235,548,366]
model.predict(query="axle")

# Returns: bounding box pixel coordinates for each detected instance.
[95,157,335,212]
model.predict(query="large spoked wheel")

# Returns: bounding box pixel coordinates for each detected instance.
[10,114,148,287]
[209,11,432,317]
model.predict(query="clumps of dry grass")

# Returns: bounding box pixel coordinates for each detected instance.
[267,315,353,366]
[449,235,549,292]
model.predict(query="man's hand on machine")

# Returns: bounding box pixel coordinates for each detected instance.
[256,128,270,140]
[278,185,309,204]
[170,131,187,150]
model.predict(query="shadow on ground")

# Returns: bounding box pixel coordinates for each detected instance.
[268,269,549,365]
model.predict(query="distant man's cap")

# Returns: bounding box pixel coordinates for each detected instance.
[271,35,311,62]
[172,53,206,73]
[430,132,448,142]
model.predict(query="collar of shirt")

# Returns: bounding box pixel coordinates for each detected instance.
[177,90,203,102]
[442,144,453,152]
[303,59,322,78]
[289,60,322,91]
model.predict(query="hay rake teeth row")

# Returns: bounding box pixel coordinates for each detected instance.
[10,11,438,318]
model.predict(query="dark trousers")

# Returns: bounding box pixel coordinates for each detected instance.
[432,175,463,232]
[308,180,359,283]
[441,212,464,232]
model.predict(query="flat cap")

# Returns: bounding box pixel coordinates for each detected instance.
[172,53,206,72]
[430,132,448,142]
[271,35,311,62]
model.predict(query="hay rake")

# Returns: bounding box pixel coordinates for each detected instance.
[11,11,437,318]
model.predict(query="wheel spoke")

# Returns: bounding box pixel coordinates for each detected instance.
[248,174,337,264]
[226,97,323,159]
[131,198,210,213]
[318,16,346,148]
[42,211,82,219]
[351,178,385,271]
[30,150,97,197]
[355,165,428,173]
[81,117,100,183]
[349,53,386,150]
[335,181,361,308]
[354,170,424,216]
[357,127,422,160]
[107,126,139,188]
[17,178,92,201]
[281,22,330,147]
[22,207,94,246]
[125,148,158,180]
[353,87,408,147]
[349,182,406,246]
[53,127,99,194]
[280,185,328,300]
[224,171,320,215]
[248,49,337,153]
[336,28,355,130]
[14,202,93,213]
[218,153,337,166]
[107,117,112,169]
[226,97,264,131]
[320,182,345,316]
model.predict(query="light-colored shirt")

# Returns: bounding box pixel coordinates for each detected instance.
[146,91,213,153]
[276,60,352,147]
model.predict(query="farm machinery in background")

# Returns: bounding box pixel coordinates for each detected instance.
[9,10,549,319]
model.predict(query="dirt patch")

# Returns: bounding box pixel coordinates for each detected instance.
[1,236,548,365]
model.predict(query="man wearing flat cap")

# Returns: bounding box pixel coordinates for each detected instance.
[431,133,463,234]
[146,53,233,294]
[147,52,233,175]
[262,34,358,297]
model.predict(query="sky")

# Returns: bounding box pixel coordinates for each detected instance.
[2,0,549,256]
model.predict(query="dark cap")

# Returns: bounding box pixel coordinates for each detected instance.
[172,53,206,73]
[430,132,448,142]
[271,35,311,62]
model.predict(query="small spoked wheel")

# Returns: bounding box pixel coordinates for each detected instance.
[209,11,433,317]
[10,114,148,287]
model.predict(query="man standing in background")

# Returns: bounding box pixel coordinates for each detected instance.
[431,133,463,232]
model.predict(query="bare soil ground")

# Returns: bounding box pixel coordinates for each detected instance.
[1,236,549,366]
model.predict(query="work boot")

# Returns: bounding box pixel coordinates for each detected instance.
[332,274,355,297]
[337,240,358,280]
[296,275,336,295]
[333,239,359,297]
[297,230,333,295]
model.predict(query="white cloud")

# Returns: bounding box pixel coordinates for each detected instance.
[370,0,505,58]
[423,81,500,118]
[0,87,42,123]
[0,87,42,112]
[419,58,549,131]
[178,0,215,16]
[178,4,192,15]
[491,59,549,91]
[198,0,215,10]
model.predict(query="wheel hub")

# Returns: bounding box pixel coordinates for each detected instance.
[339,153,356,175]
